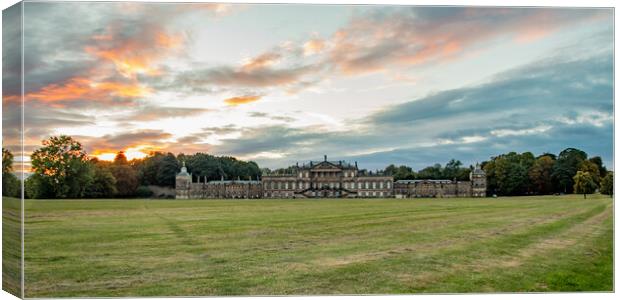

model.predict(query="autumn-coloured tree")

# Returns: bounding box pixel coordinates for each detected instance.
[573,171,597,199]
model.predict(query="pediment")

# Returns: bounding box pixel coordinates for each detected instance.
[312,161,342,170]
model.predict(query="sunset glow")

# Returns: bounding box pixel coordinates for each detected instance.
[92,146,153,161]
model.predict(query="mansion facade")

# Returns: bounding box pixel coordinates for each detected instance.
[175,156,486,199]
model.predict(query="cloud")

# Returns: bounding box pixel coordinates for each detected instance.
[176,64,317,89]
[205,47,612,170]
[303,37,326,56]
[84,22,184,79]
[224,95,262,106]
[113,105,213,122]
[24,77,150,107]
[248,111,296,122]
[241,52,281,72]
[324,7,610,75]
[77,130,173,154]
[12,2,190,111]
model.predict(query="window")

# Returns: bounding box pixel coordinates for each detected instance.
[380,181,384,189]
[365,182,369,189]
[372,182,376,189]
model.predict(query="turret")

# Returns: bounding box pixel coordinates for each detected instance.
[470,163,486,197]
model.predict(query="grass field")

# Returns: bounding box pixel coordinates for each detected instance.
[11,194,615,296]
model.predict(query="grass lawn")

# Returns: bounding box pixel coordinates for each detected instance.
[14,194,614,296]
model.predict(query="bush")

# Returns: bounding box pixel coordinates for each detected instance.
[135,186,153,198]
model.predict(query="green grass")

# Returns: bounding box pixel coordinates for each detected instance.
[18,194,613,296]
[2,197,22,297]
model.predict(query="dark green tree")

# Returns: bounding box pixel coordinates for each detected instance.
[552,148,587,194]
[156,153,180,187]
[417,164,443,179]
[85,160,117,198]
[138,152,165,186]
[110,152,138,197]
[484,152,534,195]
[443,159,462,179]
[2,148,20,197]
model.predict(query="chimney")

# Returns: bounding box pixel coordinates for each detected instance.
[324,154,327,161]
[221,175,224,181]
[355,161,358,168]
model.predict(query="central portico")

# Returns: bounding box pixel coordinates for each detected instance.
[262,155,393,198]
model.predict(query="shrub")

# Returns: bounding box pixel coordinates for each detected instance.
[135,186,153,198]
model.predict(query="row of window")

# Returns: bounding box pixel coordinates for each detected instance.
[263,191,391,198]
[263,181,392,190]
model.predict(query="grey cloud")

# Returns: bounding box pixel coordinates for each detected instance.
[248,111,296,122]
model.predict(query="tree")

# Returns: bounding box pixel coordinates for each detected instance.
[573,171,597,199]
[3,147,14,174]
[443,159,462,179]
[552,148,587,194]
[30,136,94,198]
[138,152,165,186]
[485,152,534,196]
[578,160,600,187]
[110,152,138,197]
[528,155,555,195]
[600,172,613,196]
[417,164,443,180]
[85,160,117,198]
[384,164,415,180]
[2,148,20,197]
[587,156,607,179]
[156,153,179,187]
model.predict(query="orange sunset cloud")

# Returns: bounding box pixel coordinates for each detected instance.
[26,77,150,105]
[224,95,262,106]
[85,25,184,79]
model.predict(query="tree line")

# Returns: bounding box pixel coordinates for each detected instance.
[377,148,613,198]
[2,135,261,199]
[1,136,613,199]
[482,148,612,198]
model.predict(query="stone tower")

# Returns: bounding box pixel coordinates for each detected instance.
[470,163,486,197]
[175,161,192,199]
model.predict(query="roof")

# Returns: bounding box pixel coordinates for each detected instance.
[472,164,486,175]
[176,167,191,177]
[299,160,357,170]
[395,179,453,184]
[206,180,261,185]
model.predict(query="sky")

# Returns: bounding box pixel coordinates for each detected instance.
[1,2,614,172]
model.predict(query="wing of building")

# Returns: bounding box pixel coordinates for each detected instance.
[175,156,486,199]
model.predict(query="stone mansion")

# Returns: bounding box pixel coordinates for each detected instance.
[175,155,486,199]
